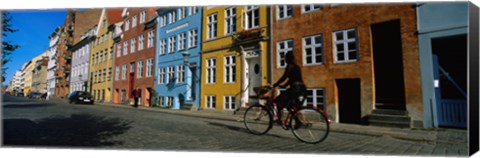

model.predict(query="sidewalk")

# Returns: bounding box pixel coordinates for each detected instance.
[89,100,467,145]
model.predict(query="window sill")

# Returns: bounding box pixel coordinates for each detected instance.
[303,63,324,67]
[277,16,293,21]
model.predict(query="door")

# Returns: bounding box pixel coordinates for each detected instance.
[247,57,261,103]
[337,78,361,124]
[371,19,406,110]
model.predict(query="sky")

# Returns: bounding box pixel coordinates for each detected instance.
[3,10,67,85]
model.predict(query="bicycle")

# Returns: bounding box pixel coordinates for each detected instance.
[243,85,331,144]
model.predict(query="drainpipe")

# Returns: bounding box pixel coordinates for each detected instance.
[268,6,273,85]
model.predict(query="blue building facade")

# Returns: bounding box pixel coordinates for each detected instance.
[416,2,468,128]
[155,7,202,109]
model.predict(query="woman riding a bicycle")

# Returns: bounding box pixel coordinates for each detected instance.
[272,52,306,122]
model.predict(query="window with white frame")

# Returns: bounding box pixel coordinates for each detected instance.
[103,69,107,82]
[158,96,164,106]
[108,67,112,81]
[188,29,197,48]
[167,66,175,83]
[132,15,138,28]
[224,96,236,110]
[138,35,144,50]
[302,4,322,13]
[123,41,128,55]
[277,40,293,68]
[179,7,186,20]
[140,11,146,23]
[177,65,185,83]
[304,88,325,110]
[168,36,176,53]
[95,53,99,64]
[104,49,108,60]
[167,96,174,107]
[99,51,103,63]
[169,11,176,24]
[333,28,358,62]
[189,6,198,15]
[130,62,135,74]
[245,6,260,29]
[207,14,217,39]
[148,30,155,48]
[117,44,122,57]
[178,32,186,50]
[137,60,143,78]
[122,64,127,80]
[206,58,216,84]
[303,34,323,65]
[125,19,130,31]
[224,55,236,83]
[146,58,153,77]
[160,15,167,27]
[158,67,165,84]
[131,38,136,53]
[206,95,216,109]
[225,7,236,35]
[277,5,293,19]
[159,39,166,55]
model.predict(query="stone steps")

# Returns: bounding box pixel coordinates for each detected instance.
[368,109,411,128]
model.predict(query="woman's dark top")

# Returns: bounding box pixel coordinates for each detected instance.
[274,63,304,87]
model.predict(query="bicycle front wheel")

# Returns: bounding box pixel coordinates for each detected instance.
[243,104,273,135]
[290,108,330,144]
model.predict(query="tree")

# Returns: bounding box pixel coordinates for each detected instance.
[2,11,20,83]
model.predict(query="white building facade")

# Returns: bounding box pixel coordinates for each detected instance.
[47,27,60,99]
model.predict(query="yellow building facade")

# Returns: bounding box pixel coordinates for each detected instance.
[201,6,270,111]
[23,52,48,94]
[89,9,115,102]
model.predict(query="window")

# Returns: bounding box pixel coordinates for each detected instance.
[167,96,174,107]
[108,67,112,81]
[206,58,216,83]
[146,58,153,77]
[304,89,325,110]
[224,55,236,83]
[189,6,198,15]
[117,44,122,57]
[101,35,105,43]
[103,19,106,28]
[225,7,236,35]
[206,95,216,109]
[169,11,176,24]
[179,7,186,20]
[160,15,167,27]
[333,28,358,62]
[207,14,217,39]
[168,66,175,83]
[99,51,103,63]
[147,30,155,48]
[125,19,130,31]
[110,47,114,58]
[188,29,197,48]
[168,36,176,53]
[303,34,324,65]
[277,40,293,68]
[177,65,185,83]
[277,5,293,19]
[106,32,109,40]
[95,53,99,64]
[178,32,186,50]
[140,11,146,23]
[138,35,145,50]
[245,6,260,29]
[159,39,166,55]
[121,64,127,80]
[137,60,143,78]
[104,49,108,61]
[131,38,136,53]
[158,96,164,106]
[158,67,165,84]
[103,69,107,82]
[130,62,135,73]
[224,96,236,110]
[302,4,322,13]
[123,41,128,55]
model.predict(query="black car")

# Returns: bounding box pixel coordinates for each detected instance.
[68,91,94,104]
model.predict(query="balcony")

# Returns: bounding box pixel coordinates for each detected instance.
[233,28,265,43]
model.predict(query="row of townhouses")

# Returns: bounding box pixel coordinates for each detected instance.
[8,3,470,129]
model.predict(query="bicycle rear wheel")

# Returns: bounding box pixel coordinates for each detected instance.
[243,104,273,135]
[290,108,329,144]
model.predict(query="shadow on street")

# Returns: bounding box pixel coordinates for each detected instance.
[206,121,290,139]
[3,113,132,147]
[3,103,54,108]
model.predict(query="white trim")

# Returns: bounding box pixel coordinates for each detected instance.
[207,13,218,40]
[302,34,324,66]
[276,40,293,68]
[206,95,216,109]
[206,58,216,84]
[224,95,236,110]
[224,55,236,83]
[301,4,322,14]
[225,7,236,35]
[333,28,358,63]
[277,5,293,20]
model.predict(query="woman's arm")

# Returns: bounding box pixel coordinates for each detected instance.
[273,65,292,87]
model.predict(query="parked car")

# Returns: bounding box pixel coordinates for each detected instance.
[16,92,24,97]
[29,92,42,99]
[68,91,94,104]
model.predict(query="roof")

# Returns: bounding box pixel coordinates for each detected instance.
[107,8,124,25]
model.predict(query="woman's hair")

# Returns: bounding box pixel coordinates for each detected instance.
[285,52,295,64]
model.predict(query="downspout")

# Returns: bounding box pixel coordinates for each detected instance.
[268,6,273,85]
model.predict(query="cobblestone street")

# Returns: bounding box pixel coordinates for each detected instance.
[2,95,469,156]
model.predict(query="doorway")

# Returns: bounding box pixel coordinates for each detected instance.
[371,19,406,110]
[246,56,261,104]
[337,78,362,124]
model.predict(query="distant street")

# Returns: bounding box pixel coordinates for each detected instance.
[2,95,467,156]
